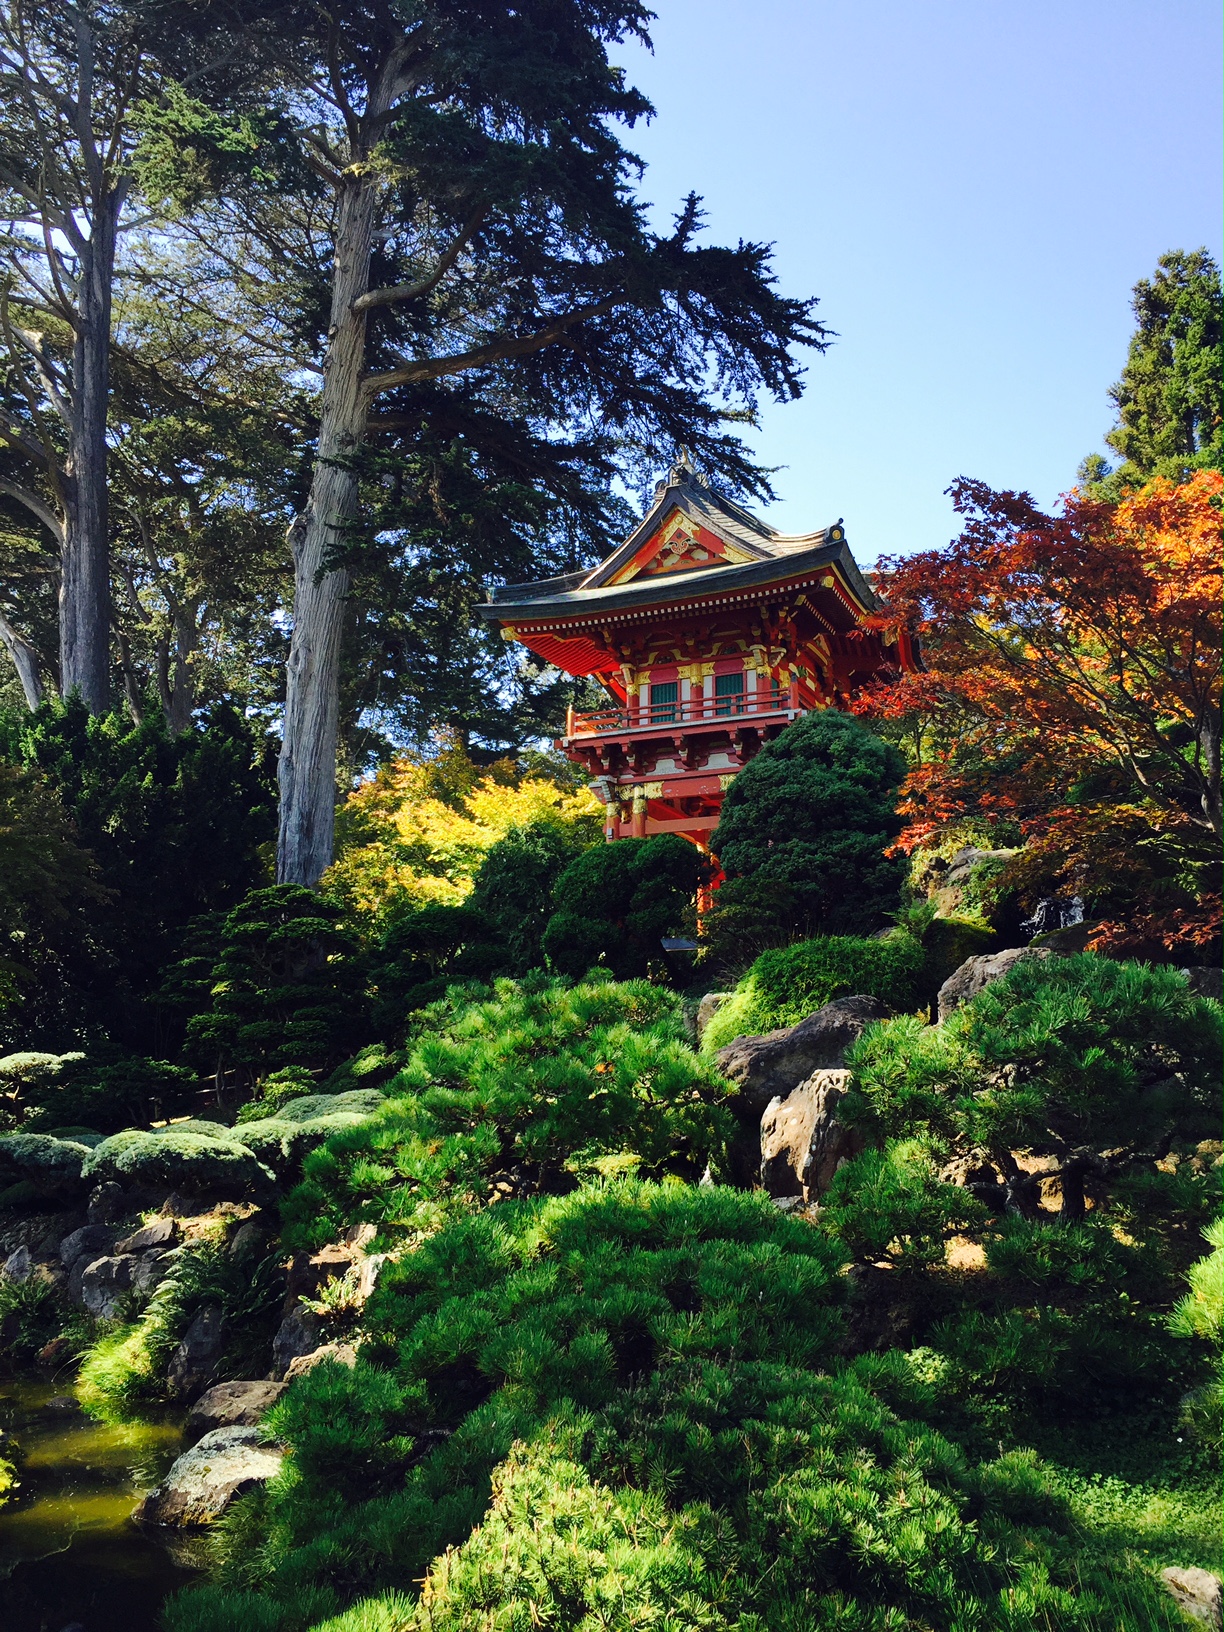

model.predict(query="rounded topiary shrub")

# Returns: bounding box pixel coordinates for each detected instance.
[703,933,925,1052]
[0,1133,91,1198]
[543,836,704,980]
[82,1128,275,1198]
[710,710,907,946]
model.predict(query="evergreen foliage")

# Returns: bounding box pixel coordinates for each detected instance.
[167,1181,1192,1632]
[183,885,368,1086]
[468,816,601,973]
[822,1138,989,1271]
[702,934,925,1053]
[542,835,705,979]
[844,955,1222,1222]
[709,711,907,945]
[281,975,731,1251]
[0,700,276,1049]
[1094,248,1223,489]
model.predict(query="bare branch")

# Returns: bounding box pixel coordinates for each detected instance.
[0,476,63,543]
[363,298,619,396]
[353,203,487,314]
[0,606,43,707]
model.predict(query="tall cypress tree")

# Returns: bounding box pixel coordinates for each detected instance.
[137,0,829,886]
[1081,249,1222,493]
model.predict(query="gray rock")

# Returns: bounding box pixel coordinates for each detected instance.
[115,1217,178,1255]
[185,1380,287,1444]
[87,1181,126,1224]
[134,1426,284,1527]
[227,1220,268,1259]
[166,1303,227,1400]
[2,1244,33,1283]
[760,1069,865,1203]
[936,946,1051,1023]
[715,995,895,1116]
[696,992,732,1042]
[129,1249,172,1295]
[1161,1566,1222,1629]
[79,1254,136,1319]
[59,1223,116,1269]
[931,846,1015,916]
[270,1307,323,1379]
[1182,966,1223,1003]
[284,1341,358,1380]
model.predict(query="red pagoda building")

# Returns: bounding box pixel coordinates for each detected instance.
[479,461,916,850]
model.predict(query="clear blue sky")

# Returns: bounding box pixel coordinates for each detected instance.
[610,0,1222,566]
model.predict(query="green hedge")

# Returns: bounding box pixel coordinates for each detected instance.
[703,933,926,1052]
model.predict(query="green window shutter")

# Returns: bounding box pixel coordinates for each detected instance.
[650,680,678,721]
[715,671,744,714]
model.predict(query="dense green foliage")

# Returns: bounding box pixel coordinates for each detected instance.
[709,711,907,946]
[182,886,368,1086]
[169,1177,1205,1632]
[844,955,1221,1178]
[542,835,705,979]
[0,701,276,1053]
[282,975,730,1252]
[702,934,926,1052]
[468,816,602,974]
[1086,248,1223,491]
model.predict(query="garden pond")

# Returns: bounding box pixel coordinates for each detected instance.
[0,1372,198,1631]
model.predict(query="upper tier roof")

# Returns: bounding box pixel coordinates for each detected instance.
[480,465,875,624]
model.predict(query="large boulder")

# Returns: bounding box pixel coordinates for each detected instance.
[115,1217,178,1255]
[284,1341,358,1380]
[79,1254,136,1317]
[166,1303,227,1400]
[185,1381,286,1444]
[60,1224,117,1270]
[936,946,1050,1023]
[134,1426,284,1527]
[930,846,1016,917]
[1183,966,1223,1003]
[759,1069,866,1203]
[1161,1567,1222,1629]
[715,995,895,1117]
[270,1307,324,1379]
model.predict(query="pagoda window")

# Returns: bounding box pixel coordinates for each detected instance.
[714,671,745,715]
[650,680,679,722]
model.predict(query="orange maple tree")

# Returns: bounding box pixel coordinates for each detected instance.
[858,469,1222,953]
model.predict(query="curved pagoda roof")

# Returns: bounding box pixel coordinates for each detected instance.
[477,463,878,627]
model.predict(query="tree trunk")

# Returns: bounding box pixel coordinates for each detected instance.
[60,191,119,713]
[276,175,376,885]
[0,611,42,708]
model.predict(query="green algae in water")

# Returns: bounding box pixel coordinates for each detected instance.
[0,1373,198,1631]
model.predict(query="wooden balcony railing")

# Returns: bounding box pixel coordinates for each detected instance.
[565,682,800,737]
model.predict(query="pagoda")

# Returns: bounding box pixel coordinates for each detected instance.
[478,462,916,849]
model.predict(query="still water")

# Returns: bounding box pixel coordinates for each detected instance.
[0,1374,198,1632]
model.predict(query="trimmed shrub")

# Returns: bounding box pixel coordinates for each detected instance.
[167,1180,1183,1632]
[822,1138,989,1271]
[542,836,704,980]
[702,933,926,1052]
[709,710,907,946]
[183,885,369,1085]
[82,1128,275,1199]
[468,815,600,973]
[0,1132,90,1197]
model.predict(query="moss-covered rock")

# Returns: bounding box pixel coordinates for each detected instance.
[82,1129,275,1199]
